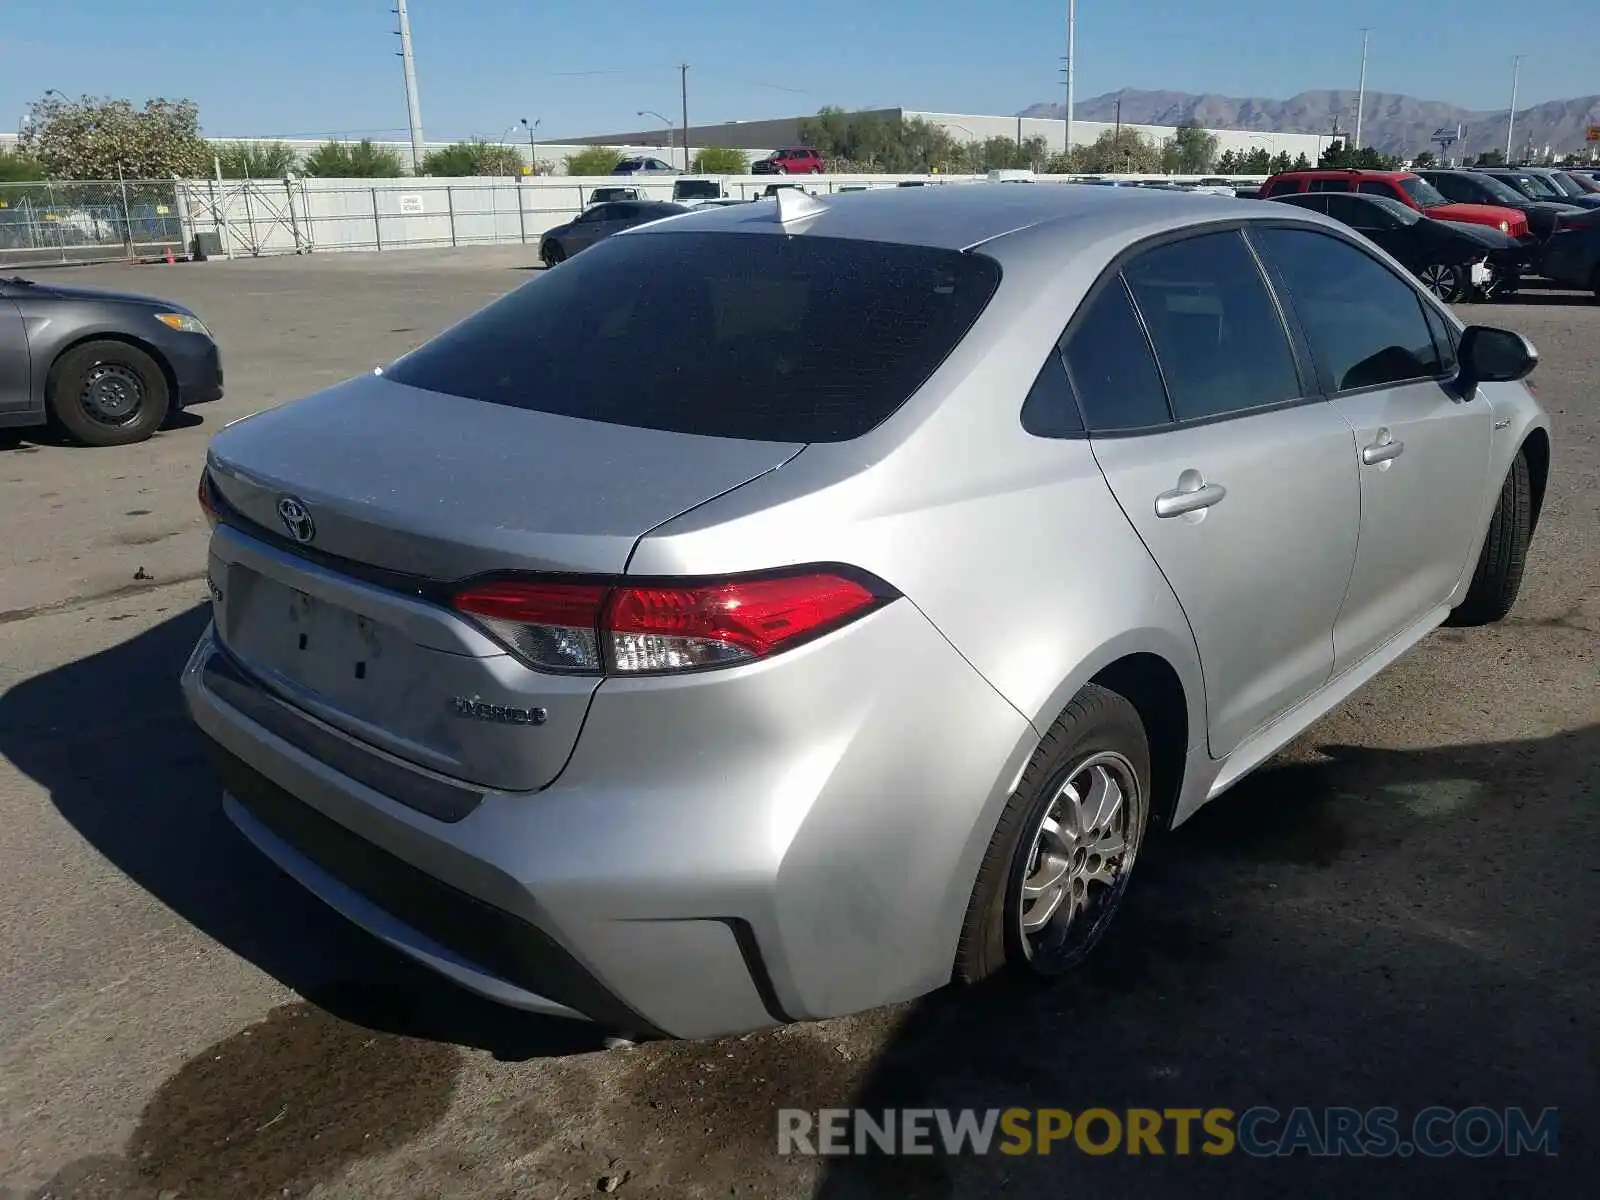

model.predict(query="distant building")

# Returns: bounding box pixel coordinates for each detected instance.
[552,107,1332,161]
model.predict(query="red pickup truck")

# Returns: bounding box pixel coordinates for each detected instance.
[1261,169,1532,240]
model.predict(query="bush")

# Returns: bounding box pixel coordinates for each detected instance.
[0,149,46,182]
[420,140,524,177]
[564,146,626,176]
[215,140,298,179]
[301,140,404,178]
[691,146,749,174]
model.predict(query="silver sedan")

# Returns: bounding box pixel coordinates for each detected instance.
[183,184,1550,1040]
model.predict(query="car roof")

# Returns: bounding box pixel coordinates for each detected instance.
[624,181,1314,253]
[1270,168,1410,180]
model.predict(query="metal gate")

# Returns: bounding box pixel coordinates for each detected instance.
[0,179,185,268]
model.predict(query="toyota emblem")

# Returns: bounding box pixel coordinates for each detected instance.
[276,496,316,544]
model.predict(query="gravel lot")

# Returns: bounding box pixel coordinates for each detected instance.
[1,252,1595,1199]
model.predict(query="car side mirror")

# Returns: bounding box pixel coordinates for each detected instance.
[1457,325,1538,390]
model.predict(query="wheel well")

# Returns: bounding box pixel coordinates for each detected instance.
[1522,428,1550,535]
[48,333,178,403]
[1090,653,1189,833]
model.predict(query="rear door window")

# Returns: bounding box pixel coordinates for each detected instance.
[1121,230,1303,422]
[1060,279,1171,433]
[1310,178,1351,192]
[385,232,1002,443]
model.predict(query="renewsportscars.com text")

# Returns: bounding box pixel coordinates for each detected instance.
[777,1106,1559,1158]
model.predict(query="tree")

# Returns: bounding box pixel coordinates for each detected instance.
[419,140,524,176]
[1069,128,1163,174]
[1170,119,1219,174]
[215,140,298,179]
[796,109,959,172]
[0,149,46,182]
[1318,139,1398,170]
[17,93,210,179]
[565,145,625,176]
[691,146,749,174]
[302,139,404,178]
[1411,150,1437,168]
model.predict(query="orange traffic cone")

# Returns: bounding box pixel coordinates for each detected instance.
[165,247,174,264]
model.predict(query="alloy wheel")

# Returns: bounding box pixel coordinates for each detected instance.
[1417,263,1460,303]
[1015,750,1141,972]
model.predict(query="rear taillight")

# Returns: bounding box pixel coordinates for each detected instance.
[198,470,219,528]
[451,569,894,676]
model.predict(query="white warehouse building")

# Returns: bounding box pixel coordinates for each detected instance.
[553,107,1334,162]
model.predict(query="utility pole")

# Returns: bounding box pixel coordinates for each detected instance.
[394,0,426,173]
[1353,28,1370,150]
[1505,55,1524,164]
[1114,97,1121,145]
[1064,0,1076,160]
[680,64,690,172]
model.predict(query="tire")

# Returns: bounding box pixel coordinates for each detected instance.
[47,340,170,448]
[541,242,565,267]
[810,166,823,175]
[1417,261,1469,304]
[775,165,789,175]
[1446,450,1532,627]
[955,684,1151,985]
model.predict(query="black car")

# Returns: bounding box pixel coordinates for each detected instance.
[1268,192,1520,302]
[1476,168,1600,211]
[0,276,223,447]
[538,201,692,266]
[1414,169,1585,242]
[1538,216,1600,298]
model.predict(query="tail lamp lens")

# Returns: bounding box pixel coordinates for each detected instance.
[451,570,891,675]
[198,470,219,528]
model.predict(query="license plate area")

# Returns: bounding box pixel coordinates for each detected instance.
[223,565,398,705]
[1470,261,1493,288]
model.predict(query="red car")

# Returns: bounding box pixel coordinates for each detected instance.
[1261,168,1532,240]
[751,146,826,175]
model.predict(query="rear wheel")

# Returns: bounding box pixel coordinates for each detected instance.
[1417,261,1469,304]
[47,340,170,447]
[1446,450,1532,627]
[955,684,1151,984]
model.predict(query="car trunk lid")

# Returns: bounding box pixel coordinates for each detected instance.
[203,372,801,791]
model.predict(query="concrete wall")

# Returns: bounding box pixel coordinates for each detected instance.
[907,110,1332,160]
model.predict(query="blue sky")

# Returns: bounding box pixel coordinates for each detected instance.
[2,1,1596,141]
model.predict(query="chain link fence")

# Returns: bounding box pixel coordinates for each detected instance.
[0,180,185,269]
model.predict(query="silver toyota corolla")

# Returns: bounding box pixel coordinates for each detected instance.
[183,185,1551,1040]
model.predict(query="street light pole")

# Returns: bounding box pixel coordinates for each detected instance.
[520,117,540,175]
[638,110,674,159]
[394,0,426,173]
[680,64,690,173]
[1505,55,1524,164]
[1353,28,1370,151]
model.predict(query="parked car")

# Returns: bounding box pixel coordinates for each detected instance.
[584,186,642,206]
[1268,191,1519,301]
[1520,167,1600,206]
[672,179,726,203]
[0,275,222,447]
[1477,168,1600,211]
[1413,169,1584,243]
[537,201,691,266]
[1538,217,1600,297]
[1259,168,1533,240]
[1557,169,1600,194]
[187,186,1550,1042]
[610,156,679,177]
[750,146,826,175]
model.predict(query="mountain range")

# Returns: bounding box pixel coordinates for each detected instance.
[1020,89,1600,158]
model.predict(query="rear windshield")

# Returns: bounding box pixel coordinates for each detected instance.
[674,180,722,198]
[385,231,1002,443]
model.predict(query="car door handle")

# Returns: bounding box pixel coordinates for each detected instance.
[1361,438,1405,465]
[1154,481,1227,518]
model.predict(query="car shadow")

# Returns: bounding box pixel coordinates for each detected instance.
[0,604,604,1061]
[811,725,1598,1199]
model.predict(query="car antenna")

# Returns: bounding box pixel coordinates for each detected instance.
[772,188,827,226]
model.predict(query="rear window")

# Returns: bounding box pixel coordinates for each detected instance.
[674,180,722,199]
[386,231,1002,443]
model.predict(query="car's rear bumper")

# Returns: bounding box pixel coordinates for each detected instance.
[182,598,1035,1039]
